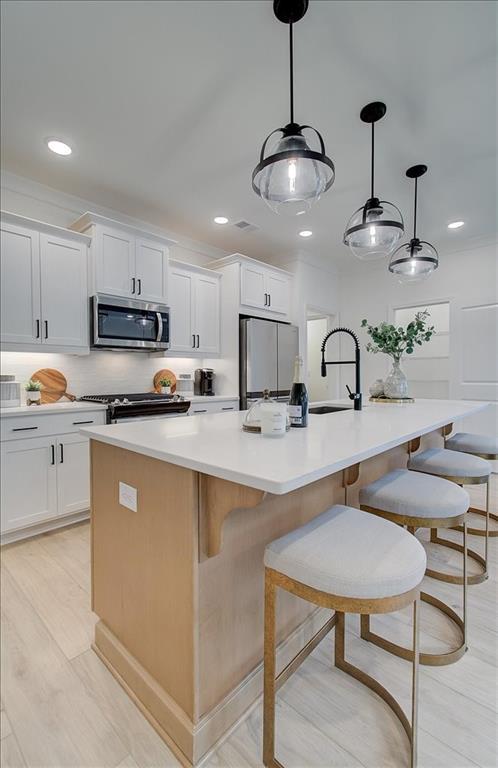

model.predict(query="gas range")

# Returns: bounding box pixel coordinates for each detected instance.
[79,392,191,423]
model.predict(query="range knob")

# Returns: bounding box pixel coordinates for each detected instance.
[123,398,130,404]
[113,398,121,405]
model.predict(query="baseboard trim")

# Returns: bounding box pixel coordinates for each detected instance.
[1,510,90,546]
[94,607,332,766]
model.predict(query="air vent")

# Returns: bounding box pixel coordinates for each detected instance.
[234,220,259,233]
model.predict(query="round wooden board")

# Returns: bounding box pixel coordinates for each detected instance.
[31,368,76,403]
[153,369,177,393]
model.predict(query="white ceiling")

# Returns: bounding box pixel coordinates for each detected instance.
[1,0,496,268]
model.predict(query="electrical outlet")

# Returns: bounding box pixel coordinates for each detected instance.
[119,481,137,512]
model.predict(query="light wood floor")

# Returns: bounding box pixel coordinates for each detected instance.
[1,480,497,768]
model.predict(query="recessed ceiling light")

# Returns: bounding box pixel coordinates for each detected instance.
[299,230,313,238]
[214,216,229,225]
[448,221,464,229]
[46,138,72,156]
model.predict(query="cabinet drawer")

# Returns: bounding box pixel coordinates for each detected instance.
[189,400,239,415]
[1,410,106,441]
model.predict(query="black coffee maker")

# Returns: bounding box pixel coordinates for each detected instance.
[194,368,215,396]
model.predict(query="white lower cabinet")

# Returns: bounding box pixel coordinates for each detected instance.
[0,409,105,540]
[1,437,57,532]
[189,399,239,415]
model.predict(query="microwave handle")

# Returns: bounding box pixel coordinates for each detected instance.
[156,312,164,342]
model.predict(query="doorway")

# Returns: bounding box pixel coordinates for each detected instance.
[306,310,337,402]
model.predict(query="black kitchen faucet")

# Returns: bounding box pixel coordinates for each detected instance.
[320,327,362,411]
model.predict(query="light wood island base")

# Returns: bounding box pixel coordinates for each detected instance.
[90,429,442,766]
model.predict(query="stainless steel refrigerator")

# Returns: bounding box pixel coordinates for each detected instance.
[239,317,299,409]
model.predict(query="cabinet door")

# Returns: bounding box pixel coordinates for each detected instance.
[0,222,41,345]
[1,437,57,533]
[40,233,88,348]
[194,274,220,354]
[135,237,168,303]
[95,225,135,297]
[169,267,195,352]
[240,262,266,310]
[56,434,91,516]
[266,271,290,316]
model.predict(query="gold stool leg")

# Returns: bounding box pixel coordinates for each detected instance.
[427,525,487,585]
[263,569,278,768]
[411,597,420,768]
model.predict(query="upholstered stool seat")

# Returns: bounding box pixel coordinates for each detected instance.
[263,504,424,768]
[408,447,491,576]
[408,447,491,482]
[359,468,469,666]
[445,432,498,460]
[359,468,469,521]
[265,504,427,599]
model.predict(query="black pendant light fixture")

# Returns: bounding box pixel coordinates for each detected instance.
[343,102,404,260]
[389,164,438,283]
[252,0,335,216]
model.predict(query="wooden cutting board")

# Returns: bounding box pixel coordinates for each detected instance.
[153,369,177,393]
[30,368,76,403]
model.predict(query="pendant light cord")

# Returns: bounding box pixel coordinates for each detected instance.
[370,122,375,199]
[413,178,418,239]
[289,23,294,124]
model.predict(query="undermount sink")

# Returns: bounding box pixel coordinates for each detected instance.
[309,405,351,415]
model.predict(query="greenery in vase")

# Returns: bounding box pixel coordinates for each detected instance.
[361,310,435,362]
[25,378,42,392]
[159,378,171,387]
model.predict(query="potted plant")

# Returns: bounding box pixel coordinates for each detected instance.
[361,310,435,399]
[25,378,42,405]
[158,377,172,395]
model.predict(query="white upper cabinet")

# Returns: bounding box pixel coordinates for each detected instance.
[135,236,169,303]
[0,220,41,345]
[96,224,135,298]
[71,213,174,304]
[0,212,90,353]
[168,261,221,355]
[169,265,195,352]
[40,233,88,348]
[212,254,292,319]
[194,272,221,354]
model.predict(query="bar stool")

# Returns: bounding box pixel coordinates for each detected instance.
[408,446,491,583]
[359,468,469,666]
[263,504,426,768]
[444,432,498,537]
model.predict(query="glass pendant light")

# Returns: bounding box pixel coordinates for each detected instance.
[343,102,404,260]
[389,164,439,283]
[252,0,335,216]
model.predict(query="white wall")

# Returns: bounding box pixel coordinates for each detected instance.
[338,239,498,441]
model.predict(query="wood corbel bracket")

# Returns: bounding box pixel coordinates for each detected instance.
[342,463,360,505]
[199,474,266,558]
[442,422,453,440]
[407,436,421,455]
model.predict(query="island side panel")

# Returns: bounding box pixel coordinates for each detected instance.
[90,440,198,721]
[196,428,443,720]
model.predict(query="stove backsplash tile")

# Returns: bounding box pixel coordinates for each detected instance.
[0,351,201,403]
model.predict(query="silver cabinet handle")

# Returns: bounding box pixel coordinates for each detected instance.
[12,426,38,432]
[44,320,49,339]
[51,444,55,465]
[137,278,142,295]
[131,277,136,294]
[59,443,64,464]
[73,420,94,425]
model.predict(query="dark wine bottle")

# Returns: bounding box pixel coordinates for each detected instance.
[288,356,308,428]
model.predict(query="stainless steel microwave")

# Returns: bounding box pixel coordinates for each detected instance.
[92,295,170,351]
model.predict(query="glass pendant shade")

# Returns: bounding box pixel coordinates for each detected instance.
[252,129,335,216]
[343,199,404,260]
[389,238,438,283]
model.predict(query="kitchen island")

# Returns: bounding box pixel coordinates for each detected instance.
[83,399,486,766]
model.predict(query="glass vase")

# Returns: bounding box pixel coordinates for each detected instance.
[384,358,408,399]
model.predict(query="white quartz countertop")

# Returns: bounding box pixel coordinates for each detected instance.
[81,399,488,495]
[1,401,108,417]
